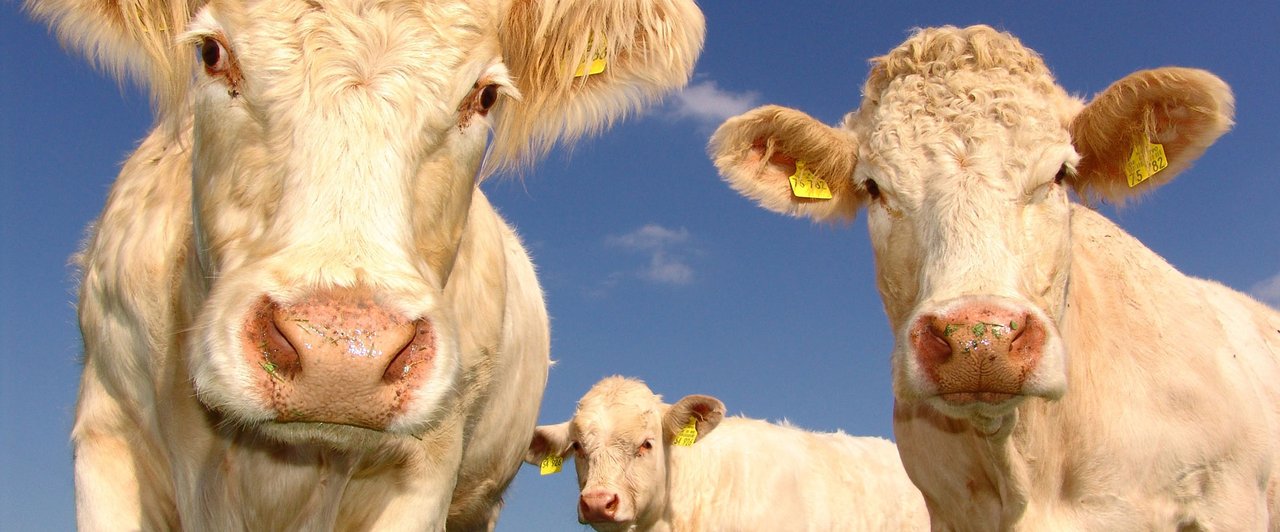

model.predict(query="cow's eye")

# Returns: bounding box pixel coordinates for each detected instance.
[1053,164,1070,185]
[199,37,228,74]
[477,84,499,113]
[864,179,882,200]
[637,440,653,456]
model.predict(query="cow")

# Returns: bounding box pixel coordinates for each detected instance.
[524,376,930,531]
[28,0,704,529]
[710,25,1280,530]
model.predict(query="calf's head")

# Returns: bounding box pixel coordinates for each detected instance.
[525,377,725,530]
[711,25,1232,422]
[35,0,703,445]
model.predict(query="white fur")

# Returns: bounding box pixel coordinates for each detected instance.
[529,377,929,531]
[711,25,1279,530]
[34,0,704,529]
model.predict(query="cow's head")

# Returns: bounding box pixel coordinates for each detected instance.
[525,377,725,530]
[710,25,1232,424]
[34,0,703,445]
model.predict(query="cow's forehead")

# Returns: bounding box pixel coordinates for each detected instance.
[573,378,662,442]
[848,26,1079,192]
[210,0,496,105]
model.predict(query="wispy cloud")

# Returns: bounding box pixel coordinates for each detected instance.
[604,224,696,287]
[666,80,760,127]
[1250,271,1280,309]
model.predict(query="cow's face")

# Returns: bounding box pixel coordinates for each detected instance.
[525,378,724,530]
[185,2,501,442]
[172,0,704,445]
[711,25,1233,425]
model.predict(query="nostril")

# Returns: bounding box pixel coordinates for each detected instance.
[382,319,434,384]
[605,494,618,513]
[261,304,302,377]
[912,314,955,369]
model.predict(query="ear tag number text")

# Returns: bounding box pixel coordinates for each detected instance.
[788,160,833,200]
[539,455,563,475]
[1125,134,1168,188]
[673,418,698,447]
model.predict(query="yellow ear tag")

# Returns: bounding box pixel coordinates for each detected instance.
[1125,134,1168,188]
[788,161,833,200]
[539,455,563,476]
[573,37,608,78]
[673,418,698,447]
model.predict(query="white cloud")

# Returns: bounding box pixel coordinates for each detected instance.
[667,80,760,126]
[1249,271,1280,309]
[605,224,689,251]
[604,224,696,287]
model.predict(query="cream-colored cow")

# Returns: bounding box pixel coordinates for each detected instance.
[712,25,1280,530]
[526,376,929,531]
[29,0,703,529]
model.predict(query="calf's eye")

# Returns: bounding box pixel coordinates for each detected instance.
[1054,164,1069,185]
[864,179,882,200]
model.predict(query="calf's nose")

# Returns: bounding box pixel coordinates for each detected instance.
[243,289,436,429]
[579,490,621,523]
[909,299,1046,403]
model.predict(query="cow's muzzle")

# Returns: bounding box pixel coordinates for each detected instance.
[907,296,1059,407]
[241,289,435,430]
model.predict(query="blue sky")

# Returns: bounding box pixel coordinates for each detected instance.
[3,1,1278,530]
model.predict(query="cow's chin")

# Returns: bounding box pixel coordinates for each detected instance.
[243,420,427,451]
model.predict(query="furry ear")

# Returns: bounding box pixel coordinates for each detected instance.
[1069,67,1234,203]
[662,394,725,445]
[493,0,705,168]
[525,422,572,465]
[26,0,200,120]
[709,105,863,222]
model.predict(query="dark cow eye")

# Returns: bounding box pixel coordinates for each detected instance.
[477,84,499,114]
[864,179,882,199]
[199,37,227,73]
[637,440,653,456]
[1054,164,1069,185]
[479,85,499,111]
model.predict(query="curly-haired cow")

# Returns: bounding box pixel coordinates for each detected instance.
[712,25,1280,530]
[28,0,704,529]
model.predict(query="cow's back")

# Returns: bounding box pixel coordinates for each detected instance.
[666,417,928,531]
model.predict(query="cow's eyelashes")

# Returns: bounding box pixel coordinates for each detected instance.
[636,440,653,456]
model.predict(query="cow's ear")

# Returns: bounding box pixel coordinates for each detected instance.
[1069,67,1234,204]
[662,394,725,445]
[493,0,705,167]
[525,421,572,465]
[27,0,199,118]
[709,105,863,222]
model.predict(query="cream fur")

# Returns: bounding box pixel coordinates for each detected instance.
[528,377,930,531]
[36,0,703,529]
[712,25,1280,530]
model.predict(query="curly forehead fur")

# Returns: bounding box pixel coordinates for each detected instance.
[864,25,1060,105]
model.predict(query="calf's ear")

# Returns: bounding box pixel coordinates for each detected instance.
[1069,67,1234,203]
[662,394,725,445]
[709,105,863,222]
[525,421,572,465]
[493,0,705,167]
